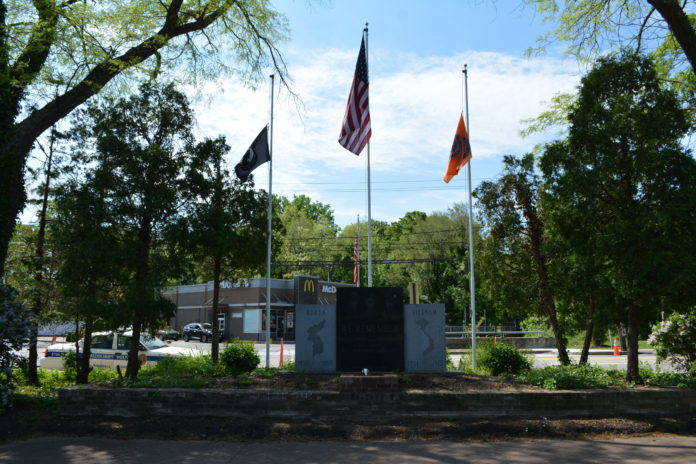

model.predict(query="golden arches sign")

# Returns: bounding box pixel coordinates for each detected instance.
[303,279,315,292]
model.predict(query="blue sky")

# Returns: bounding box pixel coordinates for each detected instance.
[192,0,583,228]
[22,1,582,229]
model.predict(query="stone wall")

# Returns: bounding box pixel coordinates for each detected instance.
[59,385,696,420]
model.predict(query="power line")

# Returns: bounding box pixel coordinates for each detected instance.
[275,177,495,186]
[273,257,461,267]
[281,227,469,241]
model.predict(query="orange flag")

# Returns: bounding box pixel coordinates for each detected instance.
[443,114,472,183]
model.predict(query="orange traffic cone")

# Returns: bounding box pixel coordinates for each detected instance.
[278,337,284,368]
[613,337,620,356]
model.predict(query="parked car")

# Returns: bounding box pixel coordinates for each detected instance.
[39,330,195,371]
[157,328,179,341]
[182,322,220,342]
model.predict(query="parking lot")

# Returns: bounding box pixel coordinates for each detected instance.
[21,337,669,372]
[20,337,294,369]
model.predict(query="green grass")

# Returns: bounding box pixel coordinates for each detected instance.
[563,331,651,350]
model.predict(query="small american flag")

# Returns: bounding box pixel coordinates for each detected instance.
[339,37,371,155]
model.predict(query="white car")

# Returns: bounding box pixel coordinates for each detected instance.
[40,331,194,370]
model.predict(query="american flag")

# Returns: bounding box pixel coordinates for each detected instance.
[353,236,359,284]
[339,37,371,155]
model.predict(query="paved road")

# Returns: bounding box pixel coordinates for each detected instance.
[449,349,670,371]
[1,436,695,463]
[26,338,671,371]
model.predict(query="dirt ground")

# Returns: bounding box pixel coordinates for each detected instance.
[210,372,534,391]
[2,373,695,444]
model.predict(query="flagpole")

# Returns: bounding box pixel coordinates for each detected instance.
[357,214,361,287]
[265,73,275,369]
[463,64,477,369]
[364,23,373,288]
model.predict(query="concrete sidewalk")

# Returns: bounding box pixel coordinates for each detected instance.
[1,436,695,463]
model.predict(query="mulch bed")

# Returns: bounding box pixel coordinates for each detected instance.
[210,372,533,391]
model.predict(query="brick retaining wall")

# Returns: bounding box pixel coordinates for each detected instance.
[59,385,696,420]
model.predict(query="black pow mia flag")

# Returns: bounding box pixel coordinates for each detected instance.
[235,125,270,181]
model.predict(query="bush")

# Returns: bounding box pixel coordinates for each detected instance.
[62,351,77,382]
[15,367,118,399]
[446,348,456,371]
[220,339,260,375]
[640,363,696,389]
[478,341,531,375]
[520,316,553,337]
[648,311,696,375]
[0,285,33,411]
[518,364,623,389]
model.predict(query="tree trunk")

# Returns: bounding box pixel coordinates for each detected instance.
[211,256,221,363]
[648,0,696,76]
[76,317,93,384]
[0,143,28,277]
[515,177,570,365]
[625,301,641,383]
[545,302,570,365]
[26,127,56,385]
[619,322,628,352]
[125,319,143,380]
[579,320,593,365]
[126,221,152,380]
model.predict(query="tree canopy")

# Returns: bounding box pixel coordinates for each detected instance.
[0,0,291,276]
[540,52,696,381]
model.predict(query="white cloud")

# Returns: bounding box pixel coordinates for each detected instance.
[191,47,581,228]
[18,46,579,229]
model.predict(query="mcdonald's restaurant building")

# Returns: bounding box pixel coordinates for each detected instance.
[165,275,355,342]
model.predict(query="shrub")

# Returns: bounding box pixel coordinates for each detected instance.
[15,366,118,400]
[0,285,33,410]
[128,355,224,388]
[446,348,456,371]
[144,355,225,378]
[280,360,295,371]
[520,316,553,337]
[220,340,260,375]
[518,364,623,389]
[62,351,77,382]
[478,341,531,375]
[648,311,696,375]
[640,363,696,389]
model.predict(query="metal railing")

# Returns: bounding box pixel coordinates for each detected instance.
[445,326,552,338]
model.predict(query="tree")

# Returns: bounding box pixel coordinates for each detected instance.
[528,0,696,77]
[523,1,696,140]
[51,180,126,383]
[22,125,67,385]
[276,195,340,279]
[544,232,617,364]
[182,136,275,362]
[67,83,195,379]
[381,209,477,325]
[539,53,696,382]
[475,154,571,365]
[0,0,291,276]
